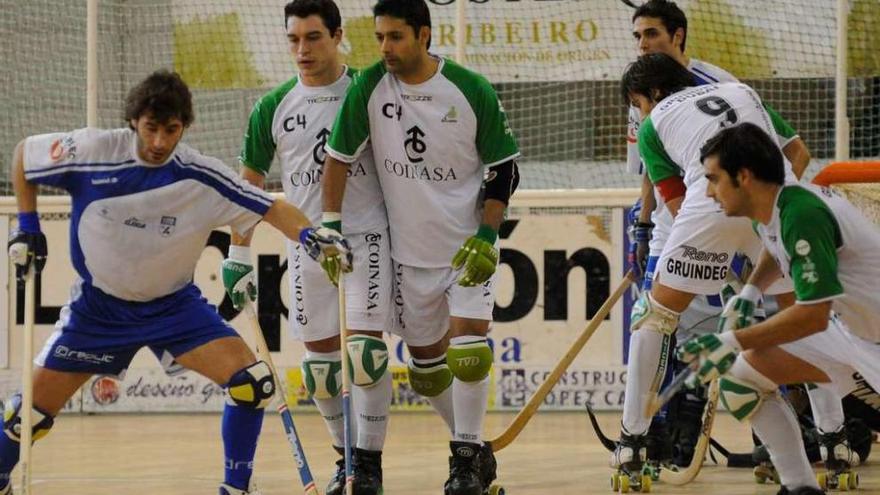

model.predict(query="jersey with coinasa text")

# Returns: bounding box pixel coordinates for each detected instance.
[756,184,880,342]
[240,66,386,233]
[24,127,274,302]
[325,57,520,267]
[639,82,797,216]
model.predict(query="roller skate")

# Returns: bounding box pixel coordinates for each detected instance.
[610,431,652,493]
[478,442,505,495]
[326,446,347,495]
[353,448,384,495]
[444,441,483,495]
[752,444,780,484]
[816,427,860,491]
[219,482,261,495]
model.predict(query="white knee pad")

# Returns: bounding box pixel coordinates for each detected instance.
[720,356,778,422]
[346,335,389,388]
[630,292,679,336]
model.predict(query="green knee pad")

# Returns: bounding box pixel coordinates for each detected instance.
[407,359,453,397]
[720,376,768,422]
[447,341,493,382]
[346,335,389,387]
[302,357,342,400]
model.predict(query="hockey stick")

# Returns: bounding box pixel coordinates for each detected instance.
[337,277,354,495]
[488,271,635,452]
[662,378,720,485]
[584,404,619,452]
[243,301,320,495]
[19,268,35,495]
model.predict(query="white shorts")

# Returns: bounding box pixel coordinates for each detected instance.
[657,210,792,296]
[288,229,393,342]
[779,313,880,398]
[391,262,496,347]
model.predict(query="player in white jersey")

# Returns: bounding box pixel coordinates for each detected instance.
[679,122,880,494]
[609,53,801,485]
[221,2,392,493]
[617,0,816,473]
[3,70,349,495]
[321,1,519,493]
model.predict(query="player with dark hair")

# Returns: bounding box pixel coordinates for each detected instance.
[223,2,394,493]
[322,0,519,493]
[680,122,880,494]
[4,69,350,495]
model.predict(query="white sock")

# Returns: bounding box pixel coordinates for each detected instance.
[352,370,392,451]
[808,386,845,433]
[304,350,351,448]
[412,356,456,434]
[621,328,670,435]
[453,375,490,444]
[751,393,820,489]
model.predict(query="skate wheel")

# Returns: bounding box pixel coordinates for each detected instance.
[850,472,859,490]
[817,472,828,490]
[619,475,630,493]
[487,484,505,495]
[839,473,850,491]
[611,474,620,492]
[639,474,652,493]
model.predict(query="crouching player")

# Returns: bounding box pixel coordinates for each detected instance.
[3,70,351,495]
[680,123,880,495]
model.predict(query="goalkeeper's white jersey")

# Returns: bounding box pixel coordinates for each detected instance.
[627,59,737,252]
[240,66,386,233]
[24,127,273,302]
[326,57,520,267]
[756,184,880,342]
[639,83,797,216]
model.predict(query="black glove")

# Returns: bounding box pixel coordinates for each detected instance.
[8,230,47,281]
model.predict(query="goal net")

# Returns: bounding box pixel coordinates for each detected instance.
[1,0,878,193]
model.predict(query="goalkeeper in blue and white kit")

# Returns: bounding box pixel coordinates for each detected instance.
[4,70,350,495]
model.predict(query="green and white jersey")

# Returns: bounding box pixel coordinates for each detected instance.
[326,57,520,267]
[757,184,880,342]
[240,66,386,232]
[639,82,797,215]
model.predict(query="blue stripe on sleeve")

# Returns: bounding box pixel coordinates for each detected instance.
[690,67,719,84]
[173,158,274,215]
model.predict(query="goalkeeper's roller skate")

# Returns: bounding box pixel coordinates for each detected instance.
[445,441,483,495]
[478,441,505,495]
[816,427,860,491]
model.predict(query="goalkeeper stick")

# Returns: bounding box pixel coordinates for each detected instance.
[488,270,635,451]
[242,301,319,495]
[337,277,354,495]
[19,268,35,495]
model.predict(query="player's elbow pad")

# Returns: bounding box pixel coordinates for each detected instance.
[484,160,519,205]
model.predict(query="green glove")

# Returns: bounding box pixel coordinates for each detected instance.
[677,333,741,384]
[451,224,499,287]
[222,245,256,310]
[718,283,761,332]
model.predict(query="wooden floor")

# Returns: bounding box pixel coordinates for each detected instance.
[20,411,880,494]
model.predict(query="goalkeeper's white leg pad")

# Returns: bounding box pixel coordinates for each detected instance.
[630,292,679,336]
[721,356,778,422]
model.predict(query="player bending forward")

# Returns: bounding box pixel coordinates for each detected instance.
[222,1,393,493]
[4,70,349,495]
[680,122,880,495]
[322,1,520,493]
